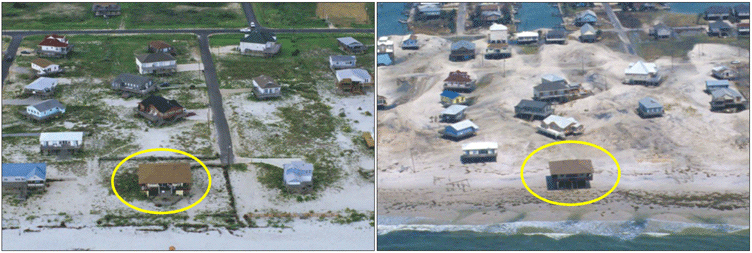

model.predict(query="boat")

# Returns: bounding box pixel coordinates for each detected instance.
[398,19,408,24]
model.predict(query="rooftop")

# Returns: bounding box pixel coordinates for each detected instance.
[449,119,479,131]
[1,163,46,182]
[441,104,468,115]
[462,142,498,151]
[549,159,594,175]
[138,163,192,184]
[29,99,65,112]
[40,132,83,142]
[283,161,314,186]
[638,97,662,109]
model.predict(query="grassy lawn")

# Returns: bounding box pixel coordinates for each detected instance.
[616,10,709,29]
[2,2,122,30]
[636,35,749,61]
[2,36,11,51]
[15,34,199,80]
[315,3,374,29]
[211,33,374,89]
[251,2,328,28]
[121,3,247,29]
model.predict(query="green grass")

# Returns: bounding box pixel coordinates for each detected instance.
[111,168,148,201]
[251,3,328,29]
[15,34,199,80]
[2,2,122,30]
[121,3,247,29]
[636,35,749,61]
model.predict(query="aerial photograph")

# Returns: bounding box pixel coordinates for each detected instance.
[377,2,749,250]
[1,2,375,250]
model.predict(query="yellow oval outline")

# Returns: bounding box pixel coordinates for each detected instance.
[110,148,211,215]
[520,140,621,206]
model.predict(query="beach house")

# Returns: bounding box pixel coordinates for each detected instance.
[335,68,372,94]
[111,73,155,97]
[704,6,731,20]
[440,104,468,123]
[460,142,498,163]
[649,23,672,39]
[579,23,597,43]
[514,99,553,119]
[37,34,74,58]
[337,37,366,54]
[708,20,733,37]
[637,97,664,118]
[329,55,357,70]
[377,95,387,109]
[24,99,66,122]
[24,77,58,98]
[137,95,188,125]
[515,31,539,44]
[488,23,509,44]
[545,29,567,44]
[377,36,394,58]
[92,3,121,17]
[574,9,597,26]
[711,66,738,80]
[533,74,589,103]
[135,52,177,75]
[283,161,314,194]
[443,70,475,91]
[401,34,419,50]
[138,163,192,197]
[147,40,175,55]
[40,132,83,155]
[377,54,393,66]
[31,58,62,76]
[450,40,475,61]
[537,115,583,139]
[417,3,441,19]
[2,163,46,199]
[252,75,281,99]
[441,119,479,140]
[547,159,593,190]
[485,23,511,59]
[734,4,750,19]
[705,80,730,92]
[710,88,747,112]
[624,61,662,85]
[440,90,466,107]
[738,23,750,35]
[239,30,281,57]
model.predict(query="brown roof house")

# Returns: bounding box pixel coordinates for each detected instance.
[147,40,175,54]
[37,34,74,58]
[443,70,475,91]
[547,159,593,190]
[138,163,192,198]
[136,95,189,126]
[252,75,281,99]
[31,58,62,76]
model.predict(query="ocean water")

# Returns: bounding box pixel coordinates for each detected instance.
[667,2,744,14]
[377,2,410,37]
[515,3,564,31]
[377,219,750,250]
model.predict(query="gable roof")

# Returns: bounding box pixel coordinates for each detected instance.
[25,77,58,91]
[638,97,662,109]
[462,142,498,151]
[38,35,69,47]
[253,75,280,88]
[29,99,65,112]
[705,5,731,15]
[444,70,472,83]
[138,163,192,184]
[535,81,569,92]
[490,23,508,31]
[543,115,579,128]
[337,37,363,47]
[377,54,393,65]
[709,20,733,30]
[149,40,172,50]
[576,9,596,19]
[516,99,549,109]
[283,161,313,185]
[114,73,152,85]
[441,104,468,115]
[542,74,566,84]
[241,30,277,44]
[734,4,749,14]
[40,132,83,142]
[625,61,657,75]
[335,68,371,83]
[549,159,593,175]
[711,87,744,100]
[449,119,479,131]
[330,55,356,62]
[706,79,730,87]
[451,40,475,51]
[2,163,46,182]
[546,30,567,39]
[31,58,56,68]
[653,22,671,32]
[139,95,183,113]
[136,52,175,63]
[580,23,596,35]
[440,90,461,99]
[712,66,730,72]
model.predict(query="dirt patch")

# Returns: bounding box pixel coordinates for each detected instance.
[38,3,86,17]
[316,3,369,25]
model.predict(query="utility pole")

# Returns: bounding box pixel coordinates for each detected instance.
[503,58,506,77]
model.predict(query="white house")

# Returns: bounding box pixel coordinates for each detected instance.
[538,115,584,138]
[283,161,314,194]
[24,77,58,97]
[488,23,509,44]
[135,52,177,75]
[625,61,661,85]
[516,31,539,43]
[25,99,65,121]
[31,58,61,76]
[377,36,394,55]
[335,68,372,84]
[239,30,281,57]
[712,65,738,80]
[37,34,74,57]
[252,75,281,99]
[329,55,357,70]
[40,132,83,154]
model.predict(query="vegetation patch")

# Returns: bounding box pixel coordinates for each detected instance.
[121,3,246,29]
[110,168,148,201]
[636,35,749,61]
[252,3,328,28]
[2,2,121,30]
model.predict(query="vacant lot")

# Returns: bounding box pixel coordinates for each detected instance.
[2,2,121,30]
[252,3,328,28]
[316,3,374,28]
[637,34,749,61]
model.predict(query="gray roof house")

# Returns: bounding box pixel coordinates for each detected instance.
[710,88,747,112]
[706,79,731,92]
[734,4,750,19]
[712,66,738,80]
[111,73,155,96]
[708,20,733,37]
[537,115,584,139]
[515,99,553,119]
[440,104,468,123]
[704,6,731,20]
[579,23,597,43]
[624,61,661,85]
[574,9,597,26]
[2,163,47,199]
[649,23,672,39]
[40,131,84,155]
[135,52,176,75]
[637,97,664,118]
[329,55,357,70]
[545,29,567,44]
[252,75,281,99]
[450,40,475,61]
[92,3,121,17]
[337,37,366,54]
[534,74,588,102]
[24,77,58,97]
[23,99,66,122]
[239,30,281,57]
[283,161,314,194]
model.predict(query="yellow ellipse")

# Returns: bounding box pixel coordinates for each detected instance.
[110,148,211,215]
[520,140,621,206]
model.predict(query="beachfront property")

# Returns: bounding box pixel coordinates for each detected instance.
[135,52,177,75]
[537,115,584,139]
[514,99,553,119]
[40,131,83,155]
[637,97,664,118]
[31,58,62,76]
[283,161,314,194]
[337,37,366,54]
[440,104,468,123]
[378,36,395,58]
[138,163,192,197]
[252,75,281,99]
[335,68,372,94]
[478,3,504,25]
[377,95,387,109]
[377,54,393,66]
[708,20,734,37]
[579,23,597,43]
[441,119,479,140]
[91,3,121,17]
[533,74,589,103]
[624,61,662,85]
[147,40,175,55]
[546,159,593,190]
[460,142,498,163]
[401,34,419,50]
[738,23,750,35]
[416,3,441,19]
[574,9,597,26]
[710,87,747,112]
[440,90,466,107]
[449,40,475,61]
[706,79,731,92]
[734,4,750,19]
[2,163,46,199]
[443,70,475,92]
[23,99,66,122]
[485,23,511,59]
[329,55,357,70]
[712,66,738,80]
[515,31,539,44]
[111,73,155,97]
[37,34,74,58]
[704,5,731,20]
[23,77,58,98]
[649,23,673,39]
[239,30,281,57]
[545,29,567,44]
[136,95,189,125]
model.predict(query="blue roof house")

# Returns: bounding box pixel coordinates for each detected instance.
[637,97,664,118]
[442,119,479,139]
[440,90,466,107]
[2,163,47,197]
[401,34,419,50]
[377,53,393,66]
[574,10,597,26]
[706,80,730,92]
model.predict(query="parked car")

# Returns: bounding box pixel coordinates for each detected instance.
[240,27,251,32]
[20,50,31,55]
[160,82,170,87]
[250,21,256,28]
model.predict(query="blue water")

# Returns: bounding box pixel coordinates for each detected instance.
[667,2,744,14]
[378,2,411,37]
[515,3,564,31]
[378,231,750,250]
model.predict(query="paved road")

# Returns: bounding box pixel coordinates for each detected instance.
[602,2,636,55]
[241,3,259,28]
[456,3,467,35]
[2,133,40,137]
[2,35,23,84]
[196,32,234,165]
[1,28,372,37]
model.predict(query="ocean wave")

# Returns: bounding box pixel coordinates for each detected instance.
[376,218,749,240]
